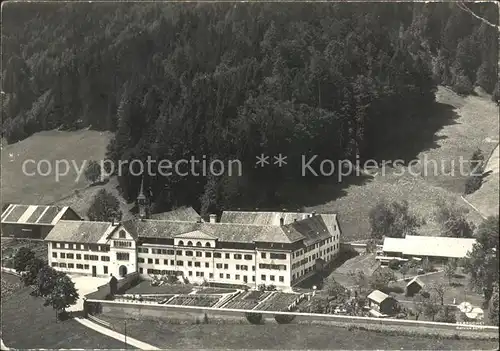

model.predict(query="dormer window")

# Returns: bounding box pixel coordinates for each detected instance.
[178,240,184,246]
[187,241,193,246]
[119,230,126,239]
[205,242,211,247]
[196,241,202,247]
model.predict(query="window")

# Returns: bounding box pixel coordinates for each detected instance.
[185,251,193,256]
[234,254,242,260]
[69,243,74,249]
[77,264,83,269]
[188,261,192,267]
[261,253,266,259]
[80,244,85,250]
[52,252,57,258]
[214,253,222,258]
[84,264,89,269]
[101,256,110,262]
[164,259,168,265]
[176,250,182,256]
[189,271,193,276]
[178,241,184,246]
[52,243,57,249]
[270,275,275,281]
[196,241,202,247]
[52,262,58,267]
[219,273,224,278]
[244,254,252,260]
[148,258,153,264]
[216,263,222,269]
[60,253,66,259]
[226,274,230,279]
[235,274,240,280]
[279,276,284,282]
[194,262,200,268]
[196,252,202,257]
[138,247,149,253]
[167,249,175,255]
[119,230,126,238]
[116,252,130,261]
[252,276,255,282]
[170,260,174,265]
[64,243,69,249]
[225,253,230,259]
[205,242,211,247]
[236,264,240,270]
[187,241,193,246]
[155,259,159,264]
[205,252,211,258]
[224,264,228,269]
[76,254,81,259]
[114,240,132,248]
[68,263,74,269]
[176,261,183,266]
[59,263,67,268]
[252,265,255,271]
[138,258,145,263]
[261,275,266,281]
[270,253,286,260]
[139,268,143,274]
[205,263,209,268]
[209,273,213,278]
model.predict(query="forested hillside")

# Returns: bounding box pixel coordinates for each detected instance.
[1,2,498,214]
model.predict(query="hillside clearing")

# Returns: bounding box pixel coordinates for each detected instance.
[307,87,497,241]
[1,129,112,207]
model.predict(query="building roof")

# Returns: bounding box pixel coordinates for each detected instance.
[150,207,202,222]
[220,211,310,226]
[367,290,391,304]
[122,214,331,245]
[406,276,425,289]
[44,220,118,243]
[382,235,477,259]
[1,204,80,226]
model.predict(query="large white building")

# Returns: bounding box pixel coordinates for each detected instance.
[44,189,341,289]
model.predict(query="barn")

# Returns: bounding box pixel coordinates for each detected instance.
[1,204,81,239]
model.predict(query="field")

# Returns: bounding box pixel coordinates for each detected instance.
[97,315,499,350]
[1,238,48,267]
[304,87,498,240]
[0,273,126,349]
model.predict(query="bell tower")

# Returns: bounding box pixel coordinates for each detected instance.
[137,177,149,219]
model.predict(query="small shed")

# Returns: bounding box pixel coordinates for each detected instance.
[405,277,425,297]
[367,290,398,315]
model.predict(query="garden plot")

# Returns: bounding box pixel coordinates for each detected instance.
[222,290,273,310]
[166,294,223,307]
[255,292,302,311]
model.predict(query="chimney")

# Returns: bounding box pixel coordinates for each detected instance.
[209,214,217,224]
[293,218,297,222]
[112,219,115,226]
[311,211,316,216]
[279,217,284,226]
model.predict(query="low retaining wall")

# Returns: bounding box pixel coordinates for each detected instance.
[86,299,499,334]
[85,272,140,300]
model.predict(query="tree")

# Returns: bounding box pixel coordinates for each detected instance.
[369,200,423,239]
[245,312,263,324]
[349,270,369,294]
[429,283,446,305]
[413,294,426,320]
[488,283,499,326]
[370,268,397,291]
[84,160,102,184]
[435,305,457,323]
[44,275,79,320]
[87,189,122,221]
[13,247,36,272]
[465,149,485,195]
[35,265,65,297]
[400,262,410,279]
[453,72,473,95]
[463,216,499,301]
[423,296,441,321]
[324,277,347,299]
[434,200,475,238]
[421,257,434,273]
[444,259,458,285]
[21,257,45,287]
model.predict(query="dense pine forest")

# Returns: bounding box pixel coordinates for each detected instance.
[1,2,498,214]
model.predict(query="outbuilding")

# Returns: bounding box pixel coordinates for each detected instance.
[367,289,398,316]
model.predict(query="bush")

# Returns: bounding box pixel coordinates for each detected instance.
[203,313,209,324]
[420,291,430,298]
[388,259,400,270]
[464,174,482,195]
[245,312,263,325]
[274,314,296,324]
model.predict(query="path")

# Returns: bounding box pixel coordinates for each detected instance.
[74,317,159,350]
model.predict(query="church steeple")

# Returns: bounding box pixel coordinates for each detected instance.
[137,176,149,219]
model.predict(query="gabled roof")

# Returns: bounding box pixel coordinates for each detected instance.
[382,235,477,258]
[406,276,425,288]
[367,289,391,304]
[44,220,118,243]
[150,207,202,222]
[121,214,331,244]
[175,230,217,240]
[1,204,80,225]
